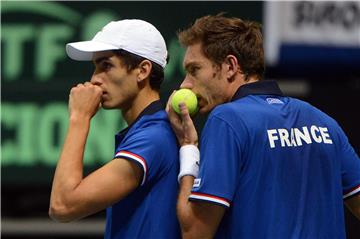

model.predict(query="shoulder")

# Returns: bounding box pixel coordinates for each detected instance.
[291,98,339,125]
[203,103,248,141]
[130,111,176,145]
[207,99,255,125]
[211,96,267,117]
[209,101,241,118]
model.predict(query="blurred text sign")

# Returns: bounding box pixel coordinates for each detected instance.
[264,1,360,72]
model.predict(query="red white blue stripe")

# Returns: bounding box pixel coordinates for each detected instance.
[189,192,230,207]
[115,150,147,185]
[343,185,360,199]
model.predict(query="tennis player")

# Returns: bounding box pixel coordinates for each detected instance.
[49,19,180,238]
[167,14,360,238]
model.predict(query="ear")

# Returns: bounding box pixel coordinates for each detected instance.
[137,60,152,83]
[224,55,240,82]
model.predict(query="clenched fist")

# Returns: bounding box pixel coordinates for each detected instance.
[69,82,103,119]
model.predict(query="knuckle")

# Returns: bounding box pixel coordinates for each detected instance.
[95,86,103,94]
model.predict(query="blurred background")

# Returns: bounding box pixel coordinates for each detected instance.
[1,1,359,238]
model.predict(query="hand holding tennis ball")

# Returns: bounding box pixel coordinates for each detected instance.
[171,89,198,115]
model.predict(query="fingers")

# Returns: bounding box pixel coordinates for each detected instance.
[179,103,190,118]
[165,90,176,113]
[179,103,193,126]
[72,82,102,94]
[165,91,198,146]
[84,82,92,86]
[178,103,198,146]
[166,90,181,126]
[73,82,100,89]
[69,82,102,106]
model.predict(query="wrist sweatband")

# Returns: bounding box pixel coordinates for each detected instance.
[178,144,200,183]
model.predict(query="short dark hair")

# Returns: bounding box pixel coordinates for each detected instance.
[113,49,165,90]
[178,14,264,80]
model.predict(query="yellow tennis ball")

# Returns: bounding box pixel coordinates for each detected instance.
[171,89,198,115]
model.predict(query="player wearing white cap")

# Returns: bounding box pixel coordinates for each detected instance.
[49,19,180,239]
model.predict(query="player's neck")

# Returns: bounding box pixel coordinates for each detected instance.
[228,75,259,101]
[122,88,160,125]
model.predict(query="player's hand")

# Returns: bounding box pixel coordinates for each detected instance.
[69,82,103,120]
[166,91,198,146]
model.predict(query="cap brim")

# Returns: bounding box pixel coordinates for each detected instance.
[66,41,119,61]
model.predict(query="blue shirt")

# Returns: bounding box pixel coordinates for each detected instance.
[190,81,360,238]
[105,100,180,239]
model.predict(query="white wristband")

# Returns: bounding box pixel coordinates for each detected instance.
[178,144,200,183]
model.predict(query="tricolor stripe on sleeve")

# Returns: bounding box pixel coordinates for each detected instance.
[343,185,360,199]
[115,150,147,186]
[189,192,231,207]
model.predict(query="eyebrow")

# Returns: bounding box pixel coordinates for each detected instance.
[184,61,200,71]
[94,56,110,64]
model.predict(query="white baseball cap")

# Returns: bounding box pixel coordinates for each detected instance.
[66,19,167,68]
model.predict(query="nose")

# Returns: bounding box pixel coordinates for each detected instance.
[90,73,103,86]
[180,75,193,89]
